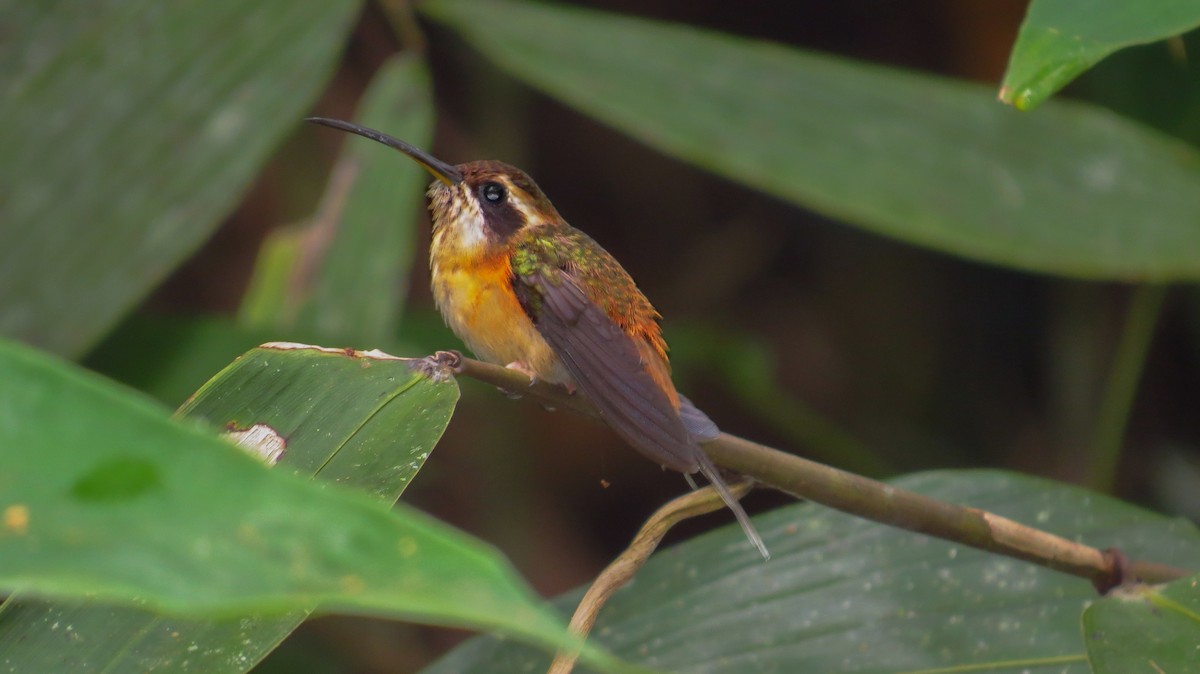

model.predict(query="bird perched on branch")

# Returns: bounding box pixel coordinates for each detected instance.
[308,117,767,559]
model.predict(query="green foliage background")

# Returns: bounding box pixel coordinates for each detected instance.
[2,0,1199,672]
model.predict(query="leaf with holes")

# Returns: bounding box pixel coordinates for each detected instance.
[0,340,633,674]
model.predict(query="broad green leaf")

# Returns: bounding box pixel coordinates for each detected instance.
[179,343,457,497]
[246,54,434,343]
[423,0,1200,281]
[1001,0,1200,110]
[0,0,359,357]
[1082,575,1200,673]
[420,470,1200,673]
[295,54,434,342]
[2,339,450,672]
[0,340,630,674]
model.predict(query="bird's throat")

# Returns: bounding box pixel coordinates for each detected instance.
[429,244,568,386]
[428,181,490,255]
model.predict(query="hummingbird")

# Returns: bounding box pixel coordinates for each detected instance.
[307,117,768,560]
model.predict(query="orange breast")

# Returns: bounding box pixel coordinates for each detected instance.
[431,254,569,385]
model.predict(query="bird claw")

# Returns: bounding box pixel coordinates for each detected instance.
[433,349,464,372]
[413,349,464,382]
[504,360,539,386]
[494,361,534,399]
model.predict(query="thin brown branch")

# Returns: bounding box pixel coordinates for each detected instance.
[286,158,361,318]
[708,433,1185,590]
[430,352,1192,590]
[547,482,749,674]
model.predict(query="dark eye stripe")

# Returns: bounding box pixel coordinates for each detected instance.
[476,180,523,239]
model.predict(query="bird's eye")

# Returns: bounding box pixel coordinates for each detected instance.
[480,182,506,204]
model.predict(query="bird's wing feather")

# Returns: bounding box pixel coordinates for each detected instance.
[679,393,720,442]
[514,264,768,559]
[517,268,700,473]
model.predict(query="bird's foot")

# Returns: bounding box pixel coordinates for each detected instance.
[499,361,538,398]
[433,349,464,372]
[499,361,577,400]
[414,350,464,382]
[504,360,539,386]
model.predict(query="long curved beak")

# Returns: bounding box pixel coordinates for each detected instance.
[305,117,462,186]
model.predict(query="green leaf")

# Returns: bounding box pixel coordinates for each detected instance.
[178,343,456,499]
[247,54,435,343]
[0,0,359,357]
[422,0,1200,282]
[0,340,630,673]
[1082,575,1200,673]
[3,339,450,673]
[1001,0,1200,110]
[239,226,308,333]
[420,470,1200,673]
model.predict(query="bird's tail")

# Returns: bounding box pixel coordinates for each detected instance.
[696,455,770,560]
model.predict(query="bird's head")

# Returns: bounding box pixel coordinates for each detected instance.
[307,117,561,257]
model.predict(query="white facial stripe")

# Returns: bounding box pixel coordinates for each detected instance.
[455,182,488,250]
[429,181,487,254]
[507,181,542,227]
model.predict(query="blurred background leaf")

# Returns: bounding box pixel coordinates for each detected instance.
[422,0,1200,281]
[85,315,280,407]
[4,0,1200,670]
[246,53,434,343]
[420,470,1200,673]
[88,53,437,409]
[0,0,359,357]
[666,323,889,476]
[1001,0,1200,109]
